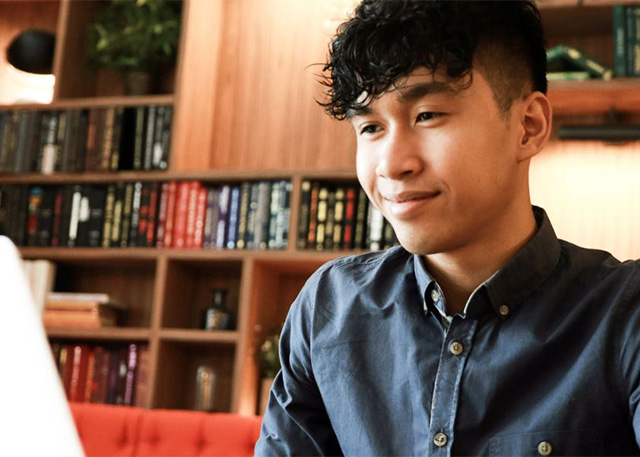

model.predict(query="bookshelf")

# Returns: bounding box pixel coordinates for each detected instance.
[1,0,640,416]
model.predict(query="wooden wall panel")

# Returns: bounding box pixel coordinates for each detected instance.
[530,140,640,260]
[173,0,355,172]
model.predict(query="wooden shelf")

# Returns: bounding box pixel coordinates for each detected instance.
[159,329,239,345]
[46,327,151,341]
[549,79,640,115]
[0,95,175,111]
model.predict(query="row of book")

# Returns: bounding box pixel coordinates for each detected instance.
[546,44,613,81]
[613,5,640,77]
[297,180,398,252]
[0,179,291,250]
[44,293,127,330]
[51,342,149,407]
[0,105,172,174]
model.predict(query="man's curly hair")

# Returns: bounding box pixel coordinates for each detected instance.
[321,0,547,121]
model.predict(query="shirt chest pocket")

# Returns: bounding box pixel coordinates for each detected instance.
[489,429,603,456]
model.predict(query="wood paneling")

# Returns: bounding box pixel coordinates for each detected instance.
[173,0,355,173]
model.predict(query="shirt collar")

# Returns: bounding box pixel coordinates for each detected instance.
[413,206,562,319]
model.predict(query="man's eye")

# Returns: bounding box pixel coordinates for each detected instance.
[359,124,380,135]
[416,112,441,122]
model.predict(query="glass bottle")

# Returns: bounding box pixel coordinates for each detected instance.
[202,288,230,330]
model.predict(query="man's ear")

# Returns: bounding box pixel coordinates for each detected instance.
[516,91,552,162]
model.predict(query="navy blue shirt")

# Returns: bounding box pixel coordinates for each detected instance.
[255,207,640,456]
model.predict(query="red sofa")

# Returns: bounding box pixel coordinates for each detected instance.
[69,403,263,457]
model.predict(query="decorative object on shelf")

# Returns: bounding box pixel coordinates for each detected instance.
[557,108,640,143]
[194,364,216,411]
[202,288,231,331]
[86,0,182,95]
[257,327,281,414]
[546,44,612,81]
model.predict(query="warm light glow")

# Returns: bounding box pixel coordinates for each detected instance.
[530,140,640,260]
[323,0,358,31]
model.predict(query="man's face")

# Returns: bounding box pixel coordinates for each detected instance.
[350,67,527,256]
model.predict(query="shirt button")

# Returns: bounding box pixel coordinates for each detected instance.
[499,305,510,316]
[537,441,552,456]
[433,432,448,447]
[431,289,440,303]
[449,341,464,356]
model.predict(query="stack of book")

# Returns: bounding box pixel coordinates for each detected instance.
[50,342,149,407]
[297,180,398,252]
[613,5,640,78]
[546,44,612,81]
[43,292,126,329]
[0,105,172,174]
[0,179,291,250]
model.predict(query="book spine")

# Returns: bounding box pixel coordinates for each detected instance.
[162,181,178,247]
[226,185,241,249]
[123,344,138,406]
[267,181,282,250]
[109,182,125,247]
[342,187,356,250]
[173,181,191,249]
[128,182,143,247]
[253,181,271,250]
[143,106,156,170]
[324,189,336,251]
[236,182,251,249]
[185,181,201,248]
[41,111,59,174]
[215,185,231,249]
[119,182,134,247]
[613,5,627,78]
[245,182,260,250]
[87,186,107,248]
[137,182,152,246]
[193,186,207,248]
[145,182,159,247]
[102,184,116,247]
[297,180,312,250]
[134,346,150,407]
[36,187,55,247]
[354,187,369,250]
[276,180,291,250]
[109,106,124,170]
[83,347,96,402]
[332,187,345,250]
[203,187,217,249]
[26,186,43,246]
[50,187,64,247]
[100,107,115,171]
[367,204,384,251]
[133,107,146,170]
[307,182,319,248]
[152,106,165,169]
[91,346,111,404]
[159,106,172,170]
[630,7,640,76]
[155,182,170,247]
[315,186,328,251]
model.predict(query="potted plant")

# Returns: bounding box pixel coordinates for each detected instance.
[86,0,181,95]
[257,328,281,414]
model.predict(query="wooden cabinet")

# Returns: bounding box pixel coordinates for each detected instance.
[1,0,639,416]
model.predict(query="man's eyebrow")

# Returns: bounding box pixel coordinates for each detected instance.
[346,81,457,120]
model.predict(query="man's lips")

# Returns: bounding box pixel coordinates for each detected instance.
[382,191,441,217]
[383,191,440,203]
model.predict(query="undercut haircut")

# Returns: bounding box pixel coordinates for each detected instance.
[320,0,548,121]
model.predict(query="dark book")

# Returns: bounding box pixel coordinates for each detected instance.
[87,186,107,247]
[15,112,31,173]
[114,346,130,405]
[14,185,30,246]
[4,112,20,173]
[215,185,231,250]
[354,187,369,250]
[53,110,67,172]
[106,347,123,404]
[57,185,74,247]
[35,186,55,247]
[143,106,156,170]
[275,180,291,250]
[254,181,271,250]
[50,186,65,247]
[324,188,336,251]
[59,109,75,172]
[155,182,170,247]
[123,343,138,406]
[145,182,160,247]
[132,107,146,170]
[0,112,17,173]
[110,182,126,247]
[90,346,111,404]
[236,181,251,249]
[84,108,103,171]
[297,180,312,250]
[152,105,165,169]
[159,106,172,170]
[628,6,640,77]
[267,181,282,250]
[119,182,135,247]
[0,112,6,172]
[109,106,125,171]
[245,182,260,250]
[203,187,219,249]
[117,107,136,170]
[134,345,150,407]
[62,344,76,398]
[226,185,241,249]
[102,184,116,247]
[26,186,43,246]
[82,347,97,403]
[137,182,152,247]
[128,181,143,247]
[69,345,90,403]
[100,107,116,171]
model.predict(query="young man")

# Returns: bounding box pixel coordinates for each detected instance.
[255,1,640,455]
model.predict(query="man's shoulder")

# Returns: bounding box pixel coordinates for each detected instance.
[313,245,413,280]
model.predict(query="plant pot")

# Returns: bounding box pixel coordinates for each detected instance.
[259,377,274,415]
[125,71,153,95]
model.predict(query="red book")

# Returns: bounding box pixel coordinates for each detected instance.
[193,186,207,248]
[162,181,178,248]
[307,182,320,247]
[50,188,64,247]
[146,182,159,246]
[155,182,170,247]
[185,181,201,248]
[82,347,96,402]
[90,347,111,404]
[69,345,90,402]
[61,344,74,397]
[342,187,357,250]
[172,181,191,248]
[134,346,150,407]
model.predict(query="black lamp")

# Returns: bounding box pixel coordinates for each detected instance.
[6,29,55,75]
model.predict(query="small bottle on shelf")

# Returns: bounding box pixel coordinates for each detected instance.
[202,288,230,331]
[194,364,216,411]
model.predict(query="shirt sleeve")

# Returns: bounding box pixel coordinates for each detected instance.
[254,273,343,457]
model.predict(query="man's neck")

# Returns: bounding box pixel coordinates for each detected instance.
[423,206,538,315]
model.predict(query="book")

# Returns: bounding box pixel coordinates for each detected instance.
[23,259,56,314]
[297,180,312,249]
[136,182,151,247]
[628,6,640,76]
[87,186,107,247]
[119,182,134,247]
[102,184,116,247]
[143,106,156,170]
[324,189,336,251]
[185,181,201,248]
[307,182,320,248]
[173,181,191,248]
[26,186,43,246]
[367,204,384,251]
[134,345,150,407]
[100,107,116,171]
[546,44,612,80]
[109,107,125,170]
[162,181,178,247]
[35,186,55,246]
[215,185,231,249]
[253,181,271,250]
[613,5,627,77]
[354,187,369,250]
[244,182,260,250]
[236,181,251,249]
[43,308,118,329]
[203,187,219,249]
[342,187,356,250]
[145,182,159,247]
[267,181,282,250]
[155,182,170,247]
[90,346,111,404]
[132,107,146,170]
[123,343,138,406]
[193,186,207,248]
[226,185,241,249]
[546,71,590,81]
[315,186,328,251]
[128,181,143,247]
[332,187,345,250]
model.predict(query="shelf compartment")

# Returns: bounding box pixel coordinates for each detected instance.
[52,257,156,328]
[548,79,640,115]
[161,259,242,331]
[153,341,235,412]
[159,328,239,344]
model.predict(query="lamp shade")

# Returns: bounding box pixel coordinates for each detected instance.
[6,29,55,75]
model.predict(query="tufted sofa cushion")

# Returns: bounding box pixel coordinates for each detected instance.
[69,402,262,457]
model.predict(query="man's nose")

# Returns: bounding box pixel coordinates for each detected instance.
[375,128,424,180]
